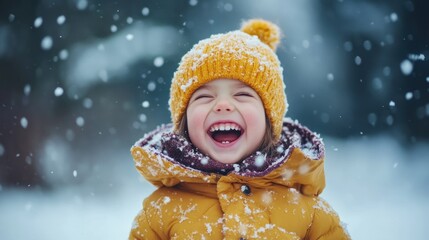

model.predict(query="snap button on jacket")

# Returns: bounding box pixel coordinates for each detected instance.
[240,185,251,195]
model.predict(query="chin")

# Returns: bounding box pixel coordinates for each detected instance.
[211,154,243,164]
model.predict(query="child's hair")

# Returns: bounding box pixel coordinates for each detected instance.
[169,19,288,143]
[177,112,277,155]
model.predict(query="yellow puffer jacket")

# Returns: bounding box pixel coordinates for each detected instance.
[130,118,350,239]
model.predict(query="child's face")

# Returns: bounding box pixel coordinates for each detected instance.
[186,79,266,164]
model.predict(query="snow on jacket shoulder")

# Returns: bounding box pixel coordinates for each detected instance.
[129,118,351,240]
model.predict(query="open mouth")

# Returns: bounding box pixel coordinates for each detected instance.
[208,122,243,144]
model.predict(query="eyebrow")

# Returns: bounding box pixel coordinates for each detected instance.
[234,82,251,89]
[195,85,211,91]
[228,82,254,91]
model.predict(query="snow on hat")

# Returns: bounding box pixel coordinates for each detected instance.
[169,19,287,141]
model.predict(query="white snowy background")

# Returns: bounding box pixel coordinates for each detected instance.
[1,0,428,239]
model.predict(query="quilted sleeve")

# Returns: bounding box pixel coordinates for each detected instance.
[306,198,351,240]
[128,207,161,240]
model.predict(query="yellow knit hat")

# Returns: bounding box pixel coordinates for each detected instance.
[169,19,287,141]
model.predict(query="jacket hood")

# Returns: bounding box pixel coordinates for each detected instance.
[131,118,326,196]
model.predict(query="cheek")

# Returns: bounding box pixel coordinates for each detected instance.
[243,105,266,126]
[186,106,209,151]
[186,106,207,134]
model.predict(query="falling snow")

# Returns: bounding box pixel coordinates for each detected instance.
[41,36,53,50]
[141,7,150,16]
[400,59,413,75]
[363,40,372,50]
[2,2,429,240]
[82,98,93,109]
[142,101,150,108]
[76,116,85,127]
[254,153,266,167]
[390,13,398,22]
[23,84,31,96]
[34,17,43,28]
[405,92,413,100]
[54,87,64,97]
[126,34,134,41]
[200,157,209,165]
[354,56,362,65]
[408,53,425,61]
[147,81,156,91]
[153,57,164,67]
[20,117,28,128]
[57,15,66,25]
[59,49,68,60]
[76,0,88,10]
[139,114,147,122]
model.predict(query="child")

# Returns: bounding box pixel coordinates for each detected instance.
[130,19,350,239]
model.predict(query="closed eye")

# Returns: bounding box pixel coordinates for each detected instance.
[193,94,213,100]
[235,92,254,97]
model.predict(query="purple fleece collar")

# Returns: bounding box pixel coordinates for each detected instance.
[136,118,324,177]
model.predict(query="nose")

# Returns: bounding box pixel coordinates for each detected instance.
[213,99,235,112]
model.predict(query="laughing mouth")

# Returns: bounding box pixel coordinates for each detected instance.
[208,122,243,144]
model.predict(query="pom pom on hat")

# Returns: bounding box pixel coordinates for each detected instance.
[169,19,287,142]
[241,19,281,51]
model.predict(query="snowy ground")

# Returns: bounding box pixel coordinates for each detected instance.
[1,135,428,240]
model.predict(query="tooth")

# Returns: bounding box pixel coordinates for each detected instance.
[211,123,243,132]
